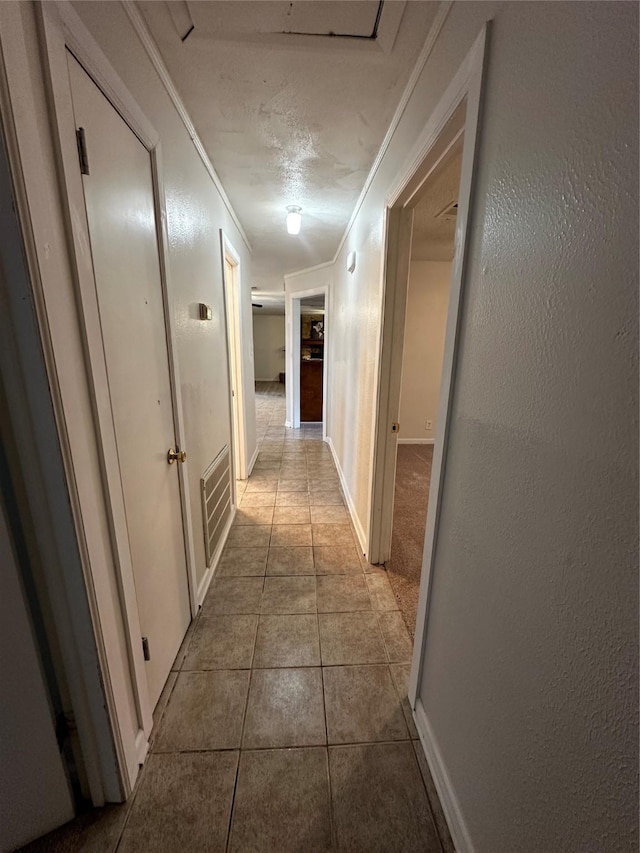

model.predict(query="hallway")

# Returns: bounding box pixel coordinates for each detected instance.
[22,384,452,853]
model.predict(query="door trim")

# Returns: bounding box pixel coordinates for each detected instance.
[367,24,489,698]
[367,28,489,849]
[221,232,248,481]
[35,1,198,792]
[285,285,330,436]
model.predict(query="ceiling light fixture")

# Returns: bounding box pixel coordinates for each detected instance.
[286,205,302,235]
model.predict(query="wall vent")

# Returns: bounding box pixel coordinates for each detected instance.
[201,445,232,567]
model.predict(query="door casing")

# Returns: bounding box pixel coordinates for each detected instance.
[221,232,248,481]
[32,1,200,796]
[285,284,330,436]
[367,27,489,852]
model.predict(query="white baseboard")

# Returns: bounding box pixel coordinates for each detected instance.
[197,504,236,606]
[325,436,367,555]
[246,444,259,478]
[414,698,474,853]
[397,438,435,445]
[254,377,281,382]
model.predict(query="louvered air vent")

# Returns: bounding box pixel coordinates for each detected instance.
[201,445,232,567]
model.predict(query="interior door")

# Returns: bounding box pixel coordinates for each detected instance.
[67,55,191,710]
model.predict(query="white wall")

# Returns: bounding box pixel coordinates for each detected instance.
[252,314,285,381]
[70,1,255,588]
[324,2,638,850]
[398,261,450,441]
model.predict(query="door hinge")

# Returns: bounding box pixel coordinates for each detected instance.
[76,127,90,175]
[142,636,151,661]
[391,422,400,433]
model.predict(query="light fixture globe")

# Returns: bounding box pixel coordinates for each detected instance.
[286,205,302,235]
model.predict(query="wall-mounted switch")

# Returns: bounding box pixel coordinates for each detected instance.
[199,303,212,320]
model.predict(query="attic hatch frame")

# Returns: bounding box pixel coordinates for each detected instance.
[367,25,490,852]
[179,0,388,44]
[283,0,384,40]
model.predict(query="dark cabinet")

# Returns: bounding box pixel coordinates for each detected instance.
[300,358,323,421]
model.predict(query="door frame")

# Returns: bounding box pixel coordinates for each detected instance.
[220,231,248,481]
[33,1,199,793]
[367,26,489,707]
[285,285,329,435]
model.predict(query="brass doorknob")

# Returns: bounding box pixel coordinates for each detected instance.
[167,447,187,464]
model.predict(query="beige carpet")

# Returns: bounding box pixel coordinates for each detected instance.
[386,445,433,637]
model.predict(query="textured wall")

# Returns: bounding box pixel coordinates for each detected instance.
[72,2,256,586]
[328,2,638,850]
[253,314,285,380]
[399,262,450,441]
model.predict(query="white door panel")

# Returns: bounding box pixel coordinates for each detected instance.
[68,55,191,710]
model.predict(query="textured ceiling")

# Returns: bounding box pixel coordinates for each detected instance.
[411,149,462,262]
[137,1,441,290]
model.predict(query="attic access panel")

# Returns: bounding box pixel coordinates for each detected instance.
[184,1,385,40]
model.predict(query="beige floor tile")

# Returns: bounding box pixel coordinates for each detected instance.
[249,469,280,482]
[253,462,281,472]
[242,668,326,748]
[389,663,419,739]
[316,575,371,612]
[313,545,362,575]
[378,611,414,662]
[155,670,249,751]
[266,546,315,576]
[261,576,316,614]
[226,524,272,548]
[309,490,345,506]
[152,671,178,731]
[202,577,264,615]
[217,546,268,577]
[240,491,276,506]
[323,665,408,744]
[234,506,275,525]
[118,752,238,853]
[182,615,258,670]
[270,523,313,547]
[310,505,350,524]
[277,479,309,492]
[312,524,355,547]
[413,741,456,853]
[245,480,278,493]
[365,573,399,611]
[170,616,197,670]
[329,743,439,853]
[253,614,320,667]
[275,491,310,506]
[273,506,311,525]
[318,613,387,665]
[228,748,332,853]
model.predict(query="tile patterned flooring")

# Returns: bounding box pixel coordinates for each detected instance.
[21,383,453,853]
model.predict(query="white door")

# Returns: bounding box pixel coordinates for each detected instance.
[68,56,191,710]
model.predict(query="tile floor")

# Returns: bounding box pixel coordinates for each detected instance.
[21,383,453,853]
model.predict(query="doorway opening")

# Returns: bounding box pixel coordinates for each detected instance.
[285,286,329,436]
[221,234,248,484]
[386,149,463,634]
[300,294,326,426]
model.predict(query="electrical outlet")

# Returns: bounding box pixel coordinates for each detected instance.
[425,420,433,430]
